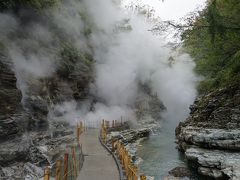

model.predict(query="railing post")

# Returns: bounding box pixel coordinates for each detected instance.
[55,160,61,180]
[119,143,123,160]
[77,126,80,145]
[80,121,83,132]
[112,139,115,152]
[133,165,138,180]
[102,126,107,144]
[127,155,132,180]
[127,164,132,180]
[121,147,125,166]
[78,144,83,171]
[127,153,130,177]
[118,143,122,160]
[123,151,128,177]
[44,167,50,180]
[63,153,68,180]
[102,119,105,128]
[140,174,147,180]
[112,120,115,128]
[106,121,110,129]
[72,147,77,178]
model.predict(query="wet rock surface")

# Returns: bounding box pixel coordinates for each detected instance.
[176,127,240,151]
[108,124,152,166]
[111,127,151,144]
[0,162,44,180]
[168,166,192,178]
[186,148,240,180]
[0,122,75,179]
[176,83,240,179]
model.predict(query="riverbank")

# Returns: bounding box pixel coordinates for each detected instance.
[137,123,187,179]
[107,119,193,180]
[0,121,75,179]
[176,82,240,180]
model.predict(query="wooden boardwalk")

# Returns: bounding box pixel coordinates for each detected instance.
[77,129,119,180]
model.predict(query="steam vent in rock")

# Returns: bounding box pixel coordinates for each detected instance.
[0,0,239,180]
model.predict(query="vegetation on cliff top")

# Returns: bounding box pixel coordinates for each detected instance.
[181,0,240,93]
[0,0,59,11]
[0,0,94,74]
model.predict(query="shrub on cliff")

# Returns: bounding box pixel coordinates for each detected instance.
[181,0,240,93]
[0,0,59,11]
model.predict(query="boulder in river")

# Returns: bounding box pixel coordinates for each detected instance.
[168,167,192,178]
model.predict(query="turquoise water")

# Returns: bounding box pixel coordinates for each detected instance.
[136,110,207,180]
[137,119,188,179]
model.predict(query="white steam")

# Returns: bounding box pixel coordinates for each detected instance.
[0,0,87,101]
[48,0,199,126]
[82,0,198,125]
[0,0,199,127]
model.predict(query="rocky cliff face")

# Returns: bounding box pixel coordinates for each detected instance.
[0,52,24,140]
[0,35,93,179]
[0,1,95,178]
[0,50,93,179]
[176,82,240,180]
[21,52,93,130]
[135,82,166,126]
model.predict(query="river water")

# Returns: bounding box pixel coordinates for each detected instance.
[137,116,201,180]
[137,118,187,179]
[137,124,185,179]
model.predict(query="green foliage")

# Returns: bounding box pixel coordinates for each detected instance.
[79,11,95,38]
[0,1,15,11]
[57,43,94,79]
[0,42,4,50]
[182,0,240,93]
[0,0,59,11]
[24,0,59,9]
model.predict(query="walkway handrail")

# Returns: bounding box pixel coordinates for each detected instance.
[100,119,147,180]
[98,132,125,180]
[44,121,85,180]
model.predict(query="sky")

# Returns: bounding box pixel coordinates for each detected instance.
[122,0,207,21]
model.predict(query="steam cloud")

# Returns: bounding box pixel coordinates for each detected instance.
[0,0,199,127]
[83,0,199,126]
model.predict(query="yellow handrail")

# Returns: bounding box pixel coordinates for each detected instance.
[44,167,50,180]
[44,121,84,180]
[55,160,61,180]
[100,119,147,180]
[63,153,68,180]
[72,147,77,178]
[140,174,147,180]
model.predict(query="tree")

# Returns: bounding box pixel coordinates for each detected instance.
[173,0,240,93]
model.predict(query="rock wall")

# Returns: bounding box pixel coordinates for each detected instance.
[0,52,24,140]
[0,25,93,176]
[22,56,93,130]
[135,82,166,124]
[176,82,240,180]
[0,1,95,178]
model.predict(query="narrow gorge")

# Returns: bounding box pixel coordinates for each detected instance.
[0,0,239,180]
